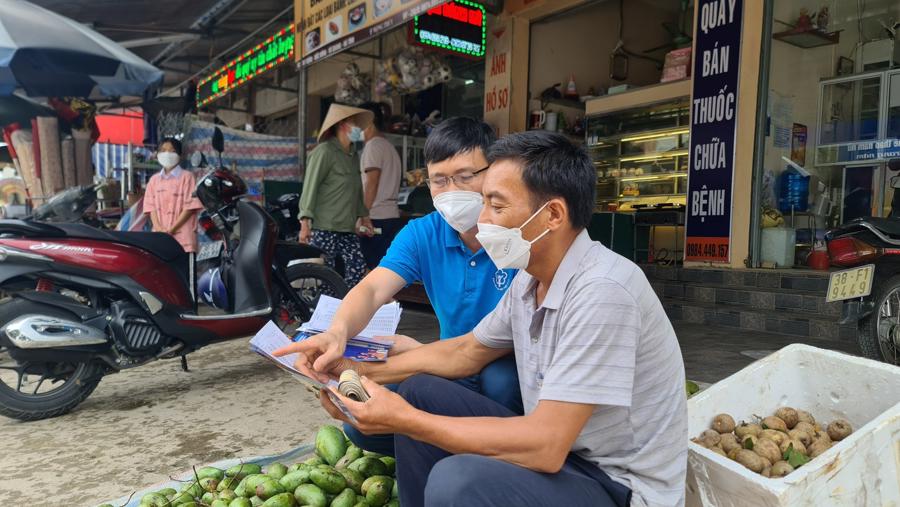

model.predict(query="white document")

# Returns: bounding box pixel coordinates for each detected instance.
[304,295,402,338]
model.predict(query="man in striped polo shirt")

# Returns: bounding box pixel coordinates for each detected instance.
[314,130,688,507]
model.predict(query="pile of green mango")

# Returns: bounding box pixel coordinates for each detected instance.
[100,425,399,507]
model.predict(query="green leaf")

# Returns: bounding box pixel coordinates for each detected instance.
[784,444,810,468]
[743,438,754,450]
[761,423,769,430]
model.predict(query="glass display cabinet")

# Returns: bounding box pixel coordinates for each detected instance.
[585,97,691,211]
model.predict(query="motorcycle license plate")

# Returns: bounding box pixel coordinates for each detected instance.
[197,240,223,261]
[826,264,875,302]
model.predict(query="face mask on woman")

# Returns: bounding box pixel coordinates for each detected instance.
[348,126,365,143]
[157,152,180,169]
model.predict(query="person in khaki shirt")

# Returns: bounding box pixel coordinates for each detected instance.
[299,104,375,287]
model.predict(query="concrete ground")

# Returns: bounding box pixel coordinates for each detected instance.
[0,308,860,506]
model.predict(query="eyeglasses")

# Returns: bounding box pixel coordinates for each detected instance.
[425,166,489,189]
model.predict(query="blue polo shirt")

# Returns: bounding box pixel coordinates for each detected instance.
[379,212,517,339]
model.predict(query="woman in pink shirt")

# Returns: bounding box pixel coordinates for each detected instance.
[143,138,203,253]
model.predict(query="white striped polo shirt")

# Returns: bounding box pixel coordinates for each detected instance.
[474,229,687,507]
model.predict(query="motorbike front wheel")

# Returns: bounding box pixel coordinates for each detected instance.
[276,263,350,333]
[0,298,105,421]
[858,274,900,365]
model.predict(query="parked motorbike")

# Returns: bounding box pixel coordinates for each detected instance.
[266,193,301,241]
[825,158,900,366]
[0,128,347,421]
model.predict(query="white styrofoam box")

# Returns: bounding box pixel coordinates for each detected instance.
[760,227,796,268]
[686,344,900,507]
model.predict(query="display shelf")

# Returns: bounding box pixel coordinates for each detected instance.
[773,27,840,49]
[544,97,584,111]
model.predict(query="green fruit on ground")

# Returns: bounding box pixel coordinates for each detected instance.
[352,503,368,507]
[140,492,169,506]
[287,463,309,473]
[179,503,200,507]
[201,492,217,504]
[219,477,242,492]
[250,496,264,507]
[181,482,204,498]
[200,477,220,492]
[293,483,327,507]
[211,500,231,507]
[262,492,297,507]
[330,488,357,507]
[316,426,349,466]
[280,469,312,491]
[226,464,263,480]
[391,480,398,498]
[243,475,271,492]
[335,446,364,469]
[686,380,700,396]
[156,488,178,498]
[198,467,226,481]
[310,467,348,494]
[347,457,389,478]
[229,499,252,507]
[378,457,396,476]
[385,500,400,507]
[355,496,367,504]
[361,476,393,496]
[363,451,384,459]
[337,468,365,495]
[171,491,198,505]
[219,489,237,502]
[255,479,286,500]
[365,480,391,507]
[304,456,326,467]
[267,463,289,481]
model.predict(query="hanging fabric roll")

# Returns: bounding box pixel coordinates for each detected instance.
[10,129,39,202]
[36,116,64,197]
[61,137,76,188]
[72,129,93,187]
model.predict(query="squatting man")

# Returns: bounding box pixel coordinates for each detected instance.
[275,130,688,507]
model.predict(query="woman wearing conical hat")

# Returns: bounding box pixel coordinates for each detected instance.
[298,103,375,287]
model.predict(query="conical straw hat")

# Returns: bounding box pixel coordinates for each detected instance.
[318,103,374,142]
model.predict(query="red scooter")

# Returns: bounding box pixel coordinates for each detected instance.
[0,133,346,421]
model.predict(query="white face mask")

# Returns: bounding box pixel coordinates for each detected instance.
[157,152,180,169]
[349,126,365,143]
[476,202,551,270]
[433,190,484,233]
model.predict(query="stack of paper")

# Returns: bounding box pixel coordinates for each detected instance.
[292,295,402,362]
[249,321,357,421]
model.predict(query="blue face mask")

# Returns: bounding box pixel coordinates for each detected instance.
[348,126,365,143]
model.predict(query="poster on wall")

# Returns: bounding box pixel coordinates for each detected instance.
[684,0,744,263]
[295,0,446,67]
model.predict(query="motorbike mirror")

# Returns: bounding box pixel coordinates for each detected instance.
[190,151,203,168]
[212,127,225,155]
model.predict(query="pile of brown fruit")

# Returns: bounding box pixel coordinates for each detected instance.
[691,407,853,478]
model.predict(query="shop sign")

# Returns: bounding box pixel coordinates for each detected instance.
[196,25,295,108]
[483,20,511,135]
[296,0,446,67]
[412,1,487,58]
[684,0,743,263]
[822,139,900,163]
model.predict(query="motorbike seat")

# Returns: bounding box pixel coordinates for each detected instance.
[52,224,188,263]
[857,217,900,238]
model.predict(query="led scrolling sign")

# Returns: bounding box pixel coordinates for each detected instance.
[413,0,486,58]
[196,24,295,108]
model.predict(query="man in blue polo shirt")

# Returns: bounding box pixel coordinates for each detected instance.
[287,117,520,455]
